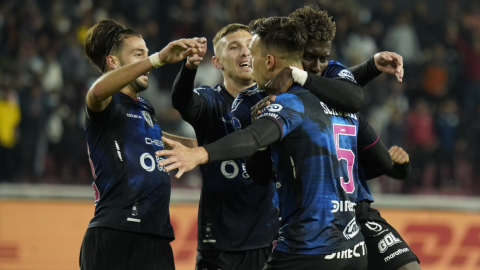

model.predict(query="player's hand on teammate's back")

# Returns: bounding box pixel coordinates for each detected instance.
[157,38,205,65]
[250,95,275,123]
[156,137,209,178]
[186,37,207,69]
[388,145,409,164]
[264,66,294,95]
[373,51,404,82]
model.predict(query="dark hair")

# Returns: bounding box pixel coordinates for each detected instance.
[248,17,308,60]
[289,6,336,41]
[212,23,249,53]
[84,19,142,72]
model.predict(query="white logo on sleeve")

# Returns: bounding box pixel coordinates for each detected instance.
[338,69,356,82]
[365,221,383,232]
[142,111,154,128]
[378,232,402,253]
[265,104,283,113]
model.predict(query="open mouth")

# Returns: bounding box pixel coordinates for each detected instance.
[239,61,251,69]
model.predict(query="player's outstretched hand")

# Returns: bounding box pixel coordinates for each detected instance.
[265,67,294,95]
[389,145,409,164]
[373,52,404,82]
[156,137,209,178]
[158,38,205,65]
[250,95,275,123]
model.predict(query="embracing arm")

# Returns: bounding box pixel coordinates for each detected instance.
[303,75,364,113]
[349,57,382,87]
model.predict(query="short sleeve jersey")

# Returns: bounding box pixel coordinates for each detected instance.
[257,84,363,255]
[84,92,174,239]
[188,84,278,251]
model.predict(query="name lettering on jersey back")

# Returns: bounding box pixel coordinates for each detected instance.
[331,200,356,212]
[320,102,357,120]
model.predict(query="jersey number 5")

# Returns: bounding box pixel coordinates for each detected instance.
[333,124,356,194]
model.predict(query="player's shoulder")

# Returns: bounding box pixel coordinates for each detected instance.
[238,85,265,98]
[323,60,356,82]
[193,84,223,96]
[273,84,308,112]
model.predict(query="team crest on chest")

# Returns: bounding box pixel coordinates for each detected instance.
[142,111,154,128]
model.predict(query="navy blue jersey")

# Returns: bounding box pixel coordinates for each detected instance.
[84,92,173,239]
[258,84,363,255]
[189,84,278,251]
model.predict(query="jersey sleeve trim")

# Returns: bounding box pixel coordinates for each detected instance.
[362,134,379,150]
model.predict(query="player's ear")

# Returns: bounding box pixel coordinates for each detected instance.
[105,55,120,70]
[212,56,223,70]
[266,54,275,71]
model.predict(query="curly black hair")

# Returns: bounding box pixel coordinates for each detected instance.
[289,6,336,41]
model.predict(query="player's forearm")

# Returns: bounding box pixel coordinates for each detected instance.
[203,118,281,163]
[171,60,201,120]
[386,161,411,180]
[303,75,364,113]
[87,58,154,107]
[349,57,382,87]
[162,131,198,148]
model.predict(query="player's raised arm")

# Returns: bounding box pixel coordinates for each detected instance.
[84,22,203,112]
[171,38,207,122]
[385,146,411,180]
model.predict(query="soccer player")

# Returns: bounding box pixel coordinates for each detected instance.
[252,6,420,270]
[159,17,372,270]
[170,21,368,269]
[80,19,202,270]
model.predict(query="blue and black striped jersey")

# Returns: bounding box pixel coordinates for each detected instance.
[84,92,174,239]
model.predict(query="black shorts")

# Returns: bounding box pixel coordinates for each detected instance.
[356,201,419,270]
[79,227,175,270]
[196,247,270,270]
[263,242,368,270]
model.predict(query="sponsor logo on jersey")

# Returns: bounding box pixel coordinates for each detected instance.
[142,111,154,128]
[231,99,243,112]
[344,216,360,239]
[258,112,280,120]
[232,116,241,131]
[384,248,409,262]
[140,153,168,173]
[331,200,356,212]
[338,69,356,82]
[378,232,402,253]
[126,113,142,119]
[220,160,249,179]
[325,241,367,259]
[263,104,283,113]
[366,221,383,232]
[145,137,164,148]
[275,182,281,189]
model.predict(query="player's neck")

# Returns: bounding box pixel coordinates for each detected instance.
[223,76,255,98]
[121,87,139,100]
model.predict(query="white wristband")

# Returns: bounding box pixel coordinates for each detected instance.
[290,66,308,86]
[149,52,165,68]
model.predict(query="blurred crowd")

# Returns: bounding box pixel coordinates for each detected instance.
[0,0,479,196]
